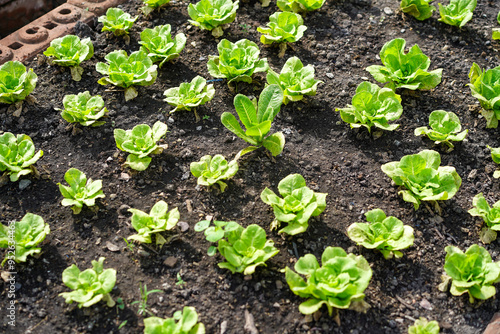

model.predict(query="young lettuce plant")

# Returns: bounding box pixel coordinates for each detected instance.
[381,150,462,210]
[221,84,285,157]
[190,154,238,192]
[114,121,168,171]
[43,35,94,81]
[347,209,414,259]
[414,110,468,149]
[139,24,186,68]
[0,213,50,266]
[438,0,477,28]
[58,168,105,214]
[488,146,500,178]
[195,220,279,275]
[98,7,137,40]
[144,306,205,334]
[188,0,239,37]
[261,173,327,235]
[493,12,500,40]
[59,257,116,308]
[336,81,403,134]
[163,76,215,119]
[468,193,500,244]
[57,91,108,127]
[400,0,436,21]
[207,39,269,86]
[257,12,307,58]
[0,61,37,105]
[409,318,440,334]
[366,38,442,91]
[96,50,158,101]
[267,56,322,105]
[127,200,179,247]
[467,63,500,128]
[439,244,500,303]
[0,132,43,182]
[277,0,325,13]
[285,247,372,317]
[141,0,171,16]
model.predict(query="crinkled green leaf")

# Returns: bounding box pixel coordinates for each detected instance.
[438,0,477,28]
[258,12,307,46]
[188,0,239,33]
[190,154,238,192]
[0,132,42,182]
[400,0,436,21]
[164,76,214,112]
[58,168,105,214]
[0,61,37,104]
[98,7,137,36]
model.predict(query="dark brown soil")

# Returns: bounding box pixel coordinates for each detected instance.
[1,0,500,333]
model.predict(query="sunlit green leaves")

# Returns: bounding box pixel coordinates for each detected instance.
[468,193,500,244]
[128,201,179,246]
[400,0,436,21]
[0,132,43,182]
[0,61,37,104]
[144,306,206,334]
[58,91,107,127]
[467,63,500,128]
[408,318,440,334]
[414,110,468,148]
[277,0,325,13]
[164,76,215,113]
[58,168,105,214]
[188,0,239,37]
[43,35,93,81]
[139,24,186,68]
[257,12,307,57]
[98,7,137,36]
[438,0,477,28]
[190,154,238,192]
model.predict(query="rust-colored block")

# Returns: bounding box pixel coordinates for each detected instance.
[484,313,500,334]
[68,0,129,16]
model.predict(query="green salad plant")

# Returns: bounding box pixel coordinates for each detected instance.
[285,247,372,317]
[493,12,500,40]
[195,220,279,275]
[57,91,108,127]
[0,132,43,182]
[488,146,500,178]
[366,38,442,91]
[139,24,186,68]
[207,39,269,86]
[261,173,327,235]
[414,110,468,148]
[144,306,205,334]
[0,213,50,266]
[409,318,440,334]
[188,0,239,37]
[438,0,477,28]
[114,121,168,171]
[96,50,158,101]
[0,61,37,105]
[257,12,307,58]
[98,8,137,40]
[400,0,436,21]
[347,209,414,259]
[163,76,215,119]
[439,244,500,303]
[141,0,171,16]
[190,154,238,192]
[468,63,500,128]
[58,168,105,214]
[336,81,403,134]
[277,0,325,13]
[468,193,500,244]
[43,35,93,81]
[127,200,179,246]
[221,84,285,157]
[381,150,461,210]
[266,56,322,105]
[59,257,116,308]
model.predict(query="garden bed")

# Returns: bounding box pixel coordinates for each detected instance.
[1,0,500,333]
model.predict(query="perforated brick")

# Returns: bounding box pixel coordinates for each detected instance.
[68,0,128,16]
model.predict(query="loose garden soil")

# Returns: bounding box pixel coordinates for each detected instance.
[1,0,500,333]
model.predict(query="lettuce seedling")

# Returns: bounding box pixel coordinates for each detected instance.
[57,91,108,127]
[221,84,285,156]
[267,57,322,105]
[96,50,158,101]
[467,63,500,128]
[285,247,372,316]
[381,150,461,210]
[493,12,500,40]
[438,0,477,28]
[0,61,37,104]
[414,110,468,148]
[400,0,436,21]
[261,173,327,235]
[366,38,442,91]
[195,220,279,275]
[257,12,307,58]
[141,0,171,16]
[188,0,239,37]
[488,146,500,178]
[163,76,215,117]
[0,132,43,182]
[59,257,116,308]
[409,318,440,334]
[139,24,186,68]
[190,154,238,192]
[98,8,137,37]
[144,306,205,334]
[114,121,167,171]
[439,244,500,303]
[0,213,50,266]
[43,35,94,81]
[277,0,325,13]
[127,200,179,246]
[468,193,500,244]
[347,209,414,259]
[336,81,403,133]
[207,39,269,85]
[58,168,105,214]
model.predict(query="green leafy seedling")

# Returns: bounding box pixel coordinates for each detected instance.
[488,146,500,178]
[277,0,325,13]
[131,283,162,316]
[438,0,477,28]
[493,12,500,40]
[0,132,43,182]
[144,306,205,334]
[0,61,37,105]
[176,273,186,288]
[163,76,215,118]
[468,193,500,244]
[414,110,468,148]
[468,63,500,128]
[190,154,238,192]
[400,0,436,21]
[58,168,105,214]
[43,35,94,81]
[409,318,440,334]
[141,0,171,16]
[195,220,237,256]
[98,8,137,38]
[188,0,239,37]
[139,24,186,68]
[57,91,108,127]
